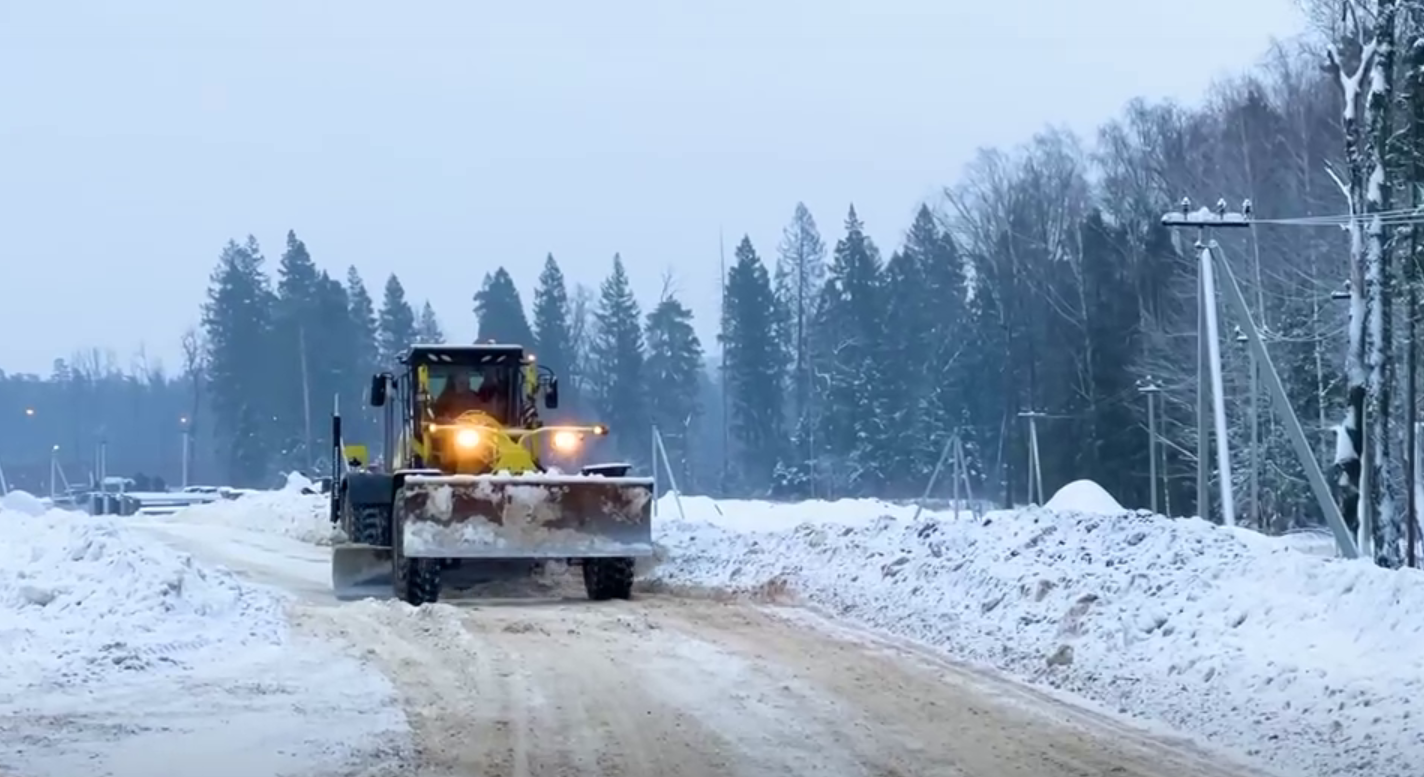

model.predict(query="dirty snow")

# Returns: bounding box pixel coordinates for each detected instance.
[403,516,654,557]
[0,493,407,777]
[648,489,1424,777]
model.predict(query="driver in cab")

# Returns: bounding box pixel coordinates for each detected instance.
[431,368,508,422]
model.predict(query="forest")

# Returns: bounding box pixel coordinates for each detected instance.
[5,2,1424,567]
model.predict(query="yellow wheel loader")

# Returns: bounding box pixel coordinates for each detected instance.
[328,343,654,605]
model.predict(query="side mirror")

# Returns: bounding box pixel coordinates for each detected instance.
[369,374,387,407]
[544,378,560,409]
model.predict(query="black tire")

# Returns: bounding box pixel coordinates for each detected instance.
[395,556,442,606]
[352,505,391,546]
[582,557,635,601]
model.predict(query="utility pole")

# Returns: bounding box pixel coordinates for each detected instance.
[1162,199,1357,558]
[718,228,729,496]
[1235,326,1261,530]
[299,325,314,472]
[1017,411,1046,504]
[1163,198,1243,527]
[1136,377,1163,513]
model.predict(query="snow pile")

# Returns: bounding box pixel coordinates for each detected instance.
[163,473,334,545]
[1,488,51,517]
[1042,479,1127,514]
[649,489,1424,777]
[0,503,286,690]
[655,493,919,532]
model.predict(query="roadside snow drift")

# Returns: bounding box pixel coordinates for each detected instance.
[0,496,286,689]
[0,492,407,777]
[649,492,1424,777]
[156,471,334,545]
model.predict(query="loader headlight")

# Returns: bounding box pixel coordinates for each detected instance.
[551,430,580,453]
[454,428,481,449]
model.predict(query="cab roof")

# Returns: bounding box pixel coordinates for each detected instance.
[400,343,526,366]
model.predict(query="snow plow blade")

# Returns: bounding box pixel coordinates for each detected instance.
[331,543,393,601]
[396,473,655,559]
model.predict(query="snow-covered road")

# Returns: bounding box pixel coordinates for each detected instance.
[7,478,1419,777]
[125,514,1269,777]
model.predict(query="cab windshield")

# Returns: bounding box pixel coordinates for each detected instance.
[423,364,519,424]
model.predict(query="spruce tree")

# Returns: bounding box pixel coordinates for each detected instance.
[201,237,277,486]
[721,236,785,493]
[272,230,323,468]
[909,205,969,448]
[345,266,381,443]
[416,301,445,343]
[588,254,646,460]
[474,267,534,345]
[378,274,417,369]
[810,205,888,495]
[311,270,355,461]
[644,295,703,483]
[532,254,576,398]
[346,267,379,380]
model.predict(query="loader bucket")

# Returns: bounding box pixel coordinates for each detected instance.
[395,473,655,559]
[331,543,393,600]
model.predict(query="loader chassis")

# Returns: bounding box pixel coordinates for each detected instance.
[331,344,654,605]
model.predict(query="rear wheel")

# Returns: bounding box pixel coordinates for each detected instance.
[582,557,634,601]
[352,505,391,546]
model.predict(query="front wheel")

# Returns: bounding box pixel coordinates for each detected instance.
[395,555,441,606]
[582,557,634,601]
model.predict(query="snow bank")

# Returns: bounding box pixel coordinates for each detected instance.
[162,473,334,545]
[655,493,921,532]
[1,488,51,517]
[0,503,286,690]
[649,493,1424,777]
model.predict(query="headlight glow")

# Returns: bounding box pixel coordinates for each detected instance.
[551,430,580,452]
[454,428,481,449]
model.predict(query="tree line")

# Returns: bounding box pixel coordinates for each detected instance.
[10,12,1424,570]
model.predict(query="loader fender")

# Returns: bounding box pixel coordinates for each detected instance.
[344,470,397,509]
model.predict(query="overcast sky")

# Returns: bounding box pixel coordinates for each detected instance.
[0,0,1306,376]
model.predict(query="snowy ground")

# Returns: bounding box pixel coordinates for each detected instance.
[0,488,407,777]
[649,480,1424,777]
[9,472,1417,776]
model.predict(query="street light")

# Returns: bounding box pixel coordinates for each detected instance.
[179,416,191,488]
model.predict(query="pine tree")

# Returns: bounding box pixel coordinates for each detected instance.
[722,236,786,493]
[644,294,703,485]
[474,267,534,345]
[201,237,277,486]
[378,274,417,369]
[810,206,889,495]
[532,254,577,401]
[416,301,445,343]
[588,254,647,460]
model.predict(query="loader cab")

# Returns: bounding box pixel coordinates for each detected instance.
[367,343,560,426]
